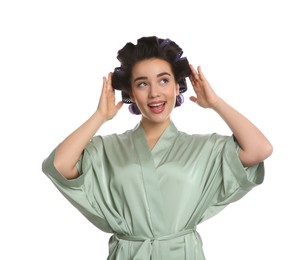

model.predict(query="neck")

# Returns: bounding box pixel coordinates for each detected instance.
[140,118,171,140]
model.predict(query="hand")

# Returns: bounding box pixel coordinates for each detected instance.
[97,72,123,121]
[189,64,219,109]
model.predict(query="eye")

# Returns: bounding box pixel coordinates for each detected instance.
[137,82,147,88]
[160,78,169,85]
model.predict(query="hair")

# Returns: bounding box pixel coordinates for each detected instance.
[112,36,191,114]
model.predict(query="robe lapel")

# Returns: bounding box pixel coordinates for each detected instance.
[150,122,179,167]
[131,123,178,236]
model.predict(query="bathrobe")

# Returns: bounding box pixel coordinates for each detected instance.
[42,121,264,259]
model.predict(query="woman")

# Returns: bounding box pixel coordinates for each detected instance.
[42,36,272,259]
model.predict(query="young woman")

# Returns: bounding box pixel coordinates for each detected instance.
[42,36,272,259]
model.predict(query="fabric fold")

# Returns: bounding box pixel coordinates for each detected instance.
[42,121,265,260]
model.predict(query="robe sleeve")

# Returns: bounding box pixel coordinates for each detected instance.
[41,136,113,232]
[198,134,265,222]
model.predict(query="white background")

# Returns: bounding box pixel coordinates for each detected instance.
[1,0,303,259]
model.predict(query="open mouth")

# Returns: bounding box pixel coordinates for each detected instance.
[148,102,166,113]
[148,102,166,108]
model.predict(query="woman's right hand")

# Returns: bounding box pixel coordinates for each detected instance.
[96,72,123,121]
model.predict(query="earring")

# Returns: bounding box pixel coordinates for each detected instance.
[128,103,141,115]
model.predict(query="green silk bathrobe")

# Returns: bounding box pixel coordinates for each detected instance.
[42,121,264,260]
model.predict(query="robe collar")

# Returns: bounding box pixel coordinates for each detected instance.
[131,120,179,169]
[132,120,178,153]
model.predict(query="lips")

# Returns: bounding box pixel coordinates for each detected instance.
[148,101,166,113]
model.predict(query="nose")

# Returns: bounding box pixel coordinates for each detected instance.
[148,83,160,99]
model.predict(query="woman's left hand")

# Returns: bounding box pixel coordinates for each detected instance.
[189,64,219,109]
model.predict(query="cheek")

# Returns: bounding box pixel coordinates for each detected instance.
[131,91,145,105]
[168,85,179,98]
[130,88,140,102]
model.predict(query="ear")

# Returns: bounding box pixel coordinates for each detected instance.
[176,83,180,94]
[129,91,135,102]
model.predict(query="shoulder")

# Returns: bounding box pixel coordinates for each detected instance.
[102,129,133,145]
[176,129,226,144]
[83,129,133,158]
[175,129,233,152]
[93,129,135,156]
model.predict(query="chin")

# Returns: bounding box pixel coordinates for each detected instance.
[142,112,172,125]
[140,104,175,124]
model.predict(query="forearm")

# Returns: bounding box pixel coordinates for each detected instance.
[213,98,273,166]
[54,111,106,179]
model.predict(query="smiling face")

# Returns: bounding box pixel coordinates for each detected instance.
[130,58,179,127]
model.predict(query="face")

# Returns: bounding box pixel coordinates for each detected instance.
[130,58,179,126]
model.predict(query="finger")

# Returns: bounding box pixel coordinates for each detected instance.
[98,77,107,108]
[106,72,113,91]
[115,101,124,110]
[197,66,206,81]
[189,64,199,80]
[189,74,197,85]
[189,76,200,90]
[189,75,194,85]
[101,76,107,95]
[189,96,198,103]
[189,64,196,74]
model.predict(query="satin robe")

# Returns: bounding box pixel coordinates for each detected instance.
[42,121,264,259]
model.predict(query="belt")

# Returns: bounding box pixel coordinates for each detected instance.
[114,228,198,260]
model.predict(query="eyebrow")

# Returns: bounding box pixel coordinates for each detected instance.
[133,72,172,83]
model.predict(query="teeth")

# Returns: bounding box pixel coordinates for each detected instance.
[149,102,164,107]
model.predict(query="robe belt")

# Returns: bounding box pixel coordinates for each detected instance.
[115,228,197,260]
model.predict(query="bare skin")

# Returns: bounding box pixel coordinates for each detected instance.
[53,60,272,179]
[53,72,123,179]
[129,58,179,149]
[189,64,273,166]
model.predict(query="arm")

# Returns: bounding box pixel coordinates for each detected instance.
[189,65,273,167]
[53,72,123,179]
